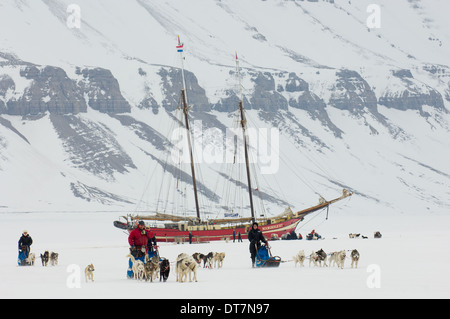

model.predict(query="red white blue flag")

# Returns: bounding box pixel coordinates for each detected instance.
[176,35,184,52]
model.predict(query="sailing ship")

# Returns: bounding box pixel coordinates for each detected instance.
[113,37,353,242]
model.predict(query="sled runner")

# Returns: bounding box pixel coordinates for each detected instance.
[255,245,281,268]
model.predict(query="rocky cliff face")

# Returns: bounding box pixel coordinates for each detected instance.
[1,52,447,129]
[75,67,131,114]
[10,65,87,115]
[159,67,209,112]
[378,69,446,116]
[329,69,378,114]
[0,55,130,116]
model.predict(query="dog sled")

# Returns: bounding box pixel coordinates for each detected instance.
[127,249,159,279]
[256,245,281,268]
[17,246,30,266]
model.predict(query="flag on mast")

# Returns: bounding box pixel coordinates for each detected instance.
[176,35,184,52]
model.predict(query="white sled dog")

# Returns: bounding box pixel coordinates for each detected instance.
[335,250,346,269]
[293,250,305,267]
[25,253,36,266]
[329,250,346,269]
[176,253,198,283]
[176,253,190,283]
[85,264,95,283]
[309,251,319,267]
[127,254,145,281]
[213,252,226,269]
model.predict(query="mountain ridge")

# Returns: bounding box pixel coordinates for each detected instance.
[0,0,449,217]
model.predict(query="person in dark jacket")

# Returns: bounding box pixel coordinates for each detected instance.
[18,230,33,265]
[248,222,267,268]
[128,221,157,257]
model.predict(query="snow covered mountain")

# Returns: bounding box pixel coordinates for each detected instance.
[0,0,449,218]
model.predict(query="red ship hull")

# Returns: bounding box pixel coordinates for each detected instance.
[141,217,302,243]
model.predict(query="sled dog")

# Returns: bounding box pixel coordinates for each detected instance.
[351,249,360,268]
[176,253,191,283]
[192,253,203,264]
[309,251,319,267]
[176,253,198,282]
[329,250,345,268]
[50,252,59,266]
[144,255,160,282]
[213,252,226,268]
[293,250,305,267]
[316,249,328,267]
[40,251,49,266]
[202,252,214,268]
[85,264,95,283]
[127,254,145,281]
[159,258,170,282]
[26,253,36,266]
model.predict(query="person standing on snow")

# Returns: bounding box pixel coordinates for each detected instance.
[128,221,157,258]
[248,222,268,268]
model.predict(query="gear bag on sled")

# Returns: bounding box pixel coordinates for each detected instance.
[18,248,28,266]
[255,245,281,268]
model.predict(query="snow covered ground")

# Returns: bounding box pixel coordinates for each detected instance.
[1,210,449,299]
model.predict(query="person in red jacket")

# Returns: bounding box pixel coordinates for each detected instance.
[128,221,157,258]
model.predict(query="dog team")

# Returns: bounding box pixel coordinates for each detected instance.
[293,248,360,269]
[176,251,226,283]
[126,250,226,283]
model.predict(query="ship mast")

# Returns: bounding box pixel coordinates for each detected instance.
[177,36,201,221]
[235,52,255,223]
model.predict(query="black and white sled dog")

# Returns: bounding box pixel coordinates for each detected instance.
[144,254,160,282]
[315,249,328,267]
[351,249,360,268]
[176,253,198,283]
[49,252,59,266]
[201,252,214,268]
[40,251,49,266]
[25,253,36,266]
